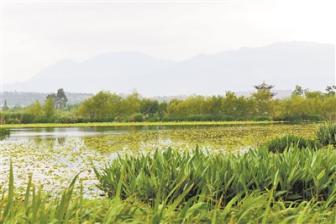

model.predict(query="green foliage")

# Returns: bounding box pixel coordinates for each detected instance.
[316,123,336,146]
[0,145,336,223]
[265,135,317,153]
[292,85,304,96]
[96,148,336,206]
[129,113,144,122]
[44,97,55,119]
[26,100,43,116]
[78,91,117,121]
[252,89,274,116]
[0,128,10,139]
[78,91,142,121]
[1,168,335,223]
[0,166,81,223]
[2,85,336,124]
[140,99,160,115]
[0,127,10,140]
[24,100,45,122]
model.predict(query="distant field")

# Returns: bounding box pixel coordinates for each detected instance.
[0,120,283,128]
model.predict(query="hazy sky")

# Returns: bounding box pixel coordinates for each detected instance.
[0,0,335,85]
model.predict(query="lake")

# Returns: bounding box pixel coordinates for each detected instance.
[0,124,318,197]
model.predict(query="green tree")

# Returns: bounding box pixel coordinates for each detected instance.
[55,88,68,109]
[222,91,238,115]
[292,85,304,96]
[252,82,275,116]
[26,101,43,116]
[78,91,115,121]
[205,96,222,114]
[140,99,159,115]
[44,97,55,119]
[121,92,142,116]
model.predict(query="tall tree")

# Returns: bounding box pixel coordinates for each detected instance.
[140,99,159,115]
[252,82,275,116]
[56,88,68,109]
[27,101,43,116]
[44,97,55,118]
[292,85,304,96]
[78,91,116,120]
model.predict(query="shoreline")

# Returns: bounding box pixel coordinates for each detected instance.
[0,120,286,129]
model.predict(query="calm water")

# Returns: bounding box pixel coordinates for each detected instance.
[7,126,198,140]
[2,124,318,152]
[8,127,124,139]
[0,124,317,197]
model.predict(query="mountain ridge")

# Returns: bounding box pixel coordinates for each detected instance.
[4,41,335,96]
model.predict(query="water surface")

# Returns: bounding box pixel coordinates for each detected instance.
[0,124,318,197]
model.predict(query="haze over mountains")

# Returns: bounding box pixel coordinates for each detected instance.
[3,41,335,96]
[0,92,92,107]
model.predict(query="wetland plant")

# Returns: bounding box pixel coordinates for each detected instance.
[265,135,317,153]
[0,128,10,140]
[1,149,336,223]
[316,123,336,147]
[95,147,336,206]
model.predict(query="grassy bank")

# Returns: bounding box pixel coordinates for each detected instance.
[0,120,282,129]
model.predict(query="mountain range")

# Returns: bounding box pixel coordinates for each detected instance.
[0,92,92,107]
[3,41,335,96]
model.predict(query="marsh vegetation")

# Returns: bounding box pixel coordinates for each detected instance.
[0,123,335,223]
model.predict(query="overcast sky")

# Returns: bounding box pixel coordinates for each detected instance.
[0,0,335,85]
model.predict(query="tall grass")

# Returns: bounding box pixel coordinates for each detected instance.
[0,162,81,223]
[264,123,336,153]
[1,148,336,223]
[1,164,336,223]
[265,135,317,153]
[316,123,336,147]
[96,148,336,206]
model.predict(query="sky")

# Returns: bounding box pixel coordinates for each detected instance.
[0,0,335,86]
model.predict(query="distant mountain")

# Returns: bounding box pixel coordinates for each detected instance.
[0,92,92,107]
[4,42,335,96]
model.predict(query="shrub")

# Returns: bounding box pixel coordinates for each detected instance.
[129,113,144,122]
[265,135,317,153]
[274,114,323,122]
[316,123,336,147]
[253,116,272,121]
[0,128,10,140]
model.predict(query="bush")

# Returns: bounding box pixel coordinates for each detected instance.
[316,123,336,147]
[0,128,10,140]
[264,135,317,153]
[129,113,144,122]
[253,116,272,121]
[274,114,323,122]
[145,114,161,122]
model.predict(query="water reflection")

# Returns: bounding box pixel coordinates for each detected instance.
[1,124,318,152]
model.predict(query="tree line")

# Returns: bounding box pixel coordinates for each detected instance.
[1,84,336,124]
